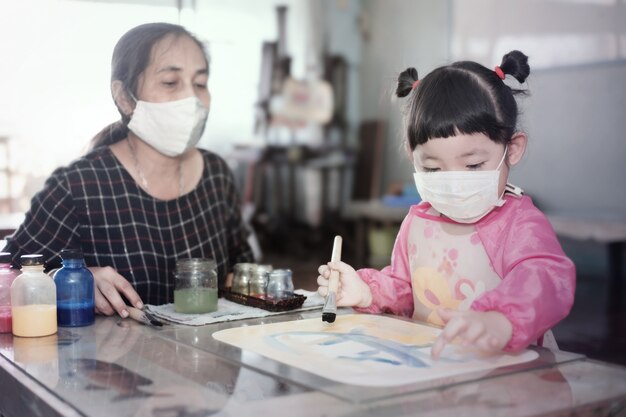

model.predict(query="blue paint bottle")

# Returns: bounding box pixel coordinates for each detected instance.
[54,249,95,327]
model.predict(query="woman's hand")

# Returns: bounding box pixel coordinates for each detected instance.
[89,266,143,318]
[431,308,513,359]
[317,261,373,308]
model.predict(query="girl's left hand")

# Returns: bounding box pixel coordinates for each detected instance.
[431,308,513,360]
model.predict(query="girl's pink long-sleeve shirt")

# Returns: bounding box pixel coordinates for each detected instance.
[356,194,576,352]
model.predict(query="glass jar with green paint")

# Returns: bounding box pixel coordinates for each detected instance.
[174,258,218,314]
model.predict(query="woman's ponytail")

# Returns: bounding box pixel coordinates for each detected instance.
[88,121,129,152]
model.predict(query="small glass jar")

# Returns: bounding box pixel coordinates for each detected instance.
[174,258,218,314]
[266,269,294,299]
[249,264,272,296]
[232,263,255,295]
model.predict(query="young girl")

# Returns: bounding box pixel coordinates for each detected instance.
[317,50,575,359]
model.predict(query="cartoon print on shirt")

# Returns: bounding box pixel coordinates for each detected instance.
[437,247,458,278]
[412,266,460,325]
[457,279,486,311]
[409,218,498,326]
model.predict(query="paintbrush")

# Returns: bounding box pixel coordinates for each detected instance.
[126,306,164,327]
[322,235,342,323]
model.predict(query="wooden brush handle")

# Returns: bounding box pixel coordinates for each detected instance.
[328,236,342,293]
[126,306,151,325]
[331,235,342,262]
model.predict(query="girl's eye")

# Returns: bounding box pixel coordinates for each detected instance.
[422,167,440,173]
[466,162,485,170]
[194,83,207,89]
[161,80,177,87]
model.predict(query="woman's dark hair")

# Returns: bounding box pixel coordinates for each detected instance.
[396,50,530,151]
[89,22,209,150]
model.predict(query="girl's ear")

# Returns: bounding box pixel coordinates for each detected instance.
[404,139,414,161]
[507,132,528,166]
[111,80,134,117]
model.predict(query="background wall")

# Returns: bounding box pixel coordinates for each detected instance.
[5,0,623,220]
[359,0,451,196]
[359,0,626,221]
[519,62,626,219]
[452,0,626,220]
[0,0,313,211]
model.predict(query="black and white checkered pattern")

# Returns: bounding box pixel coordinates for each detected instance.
[3,147,253,305]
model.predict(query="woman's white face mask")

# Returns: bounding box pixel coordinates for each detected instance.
[413,147,507,223]
[127,96,209,157]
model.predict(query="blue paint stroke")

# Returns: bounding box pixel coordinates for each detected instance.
[264,328,457,368]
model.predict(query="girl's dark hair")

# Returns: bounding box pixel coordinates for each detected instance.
[89,22,209,150]
[396,50,530,151]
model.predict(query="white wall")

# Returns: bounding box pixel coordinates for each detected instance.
[360,0,451,196]
[193,0,314,155]
[360,0,626,220]
[324,0,363,145]
[0,0,319,211]
[0,0,180,210]
[451,0,626,220]
[519,62,626,219]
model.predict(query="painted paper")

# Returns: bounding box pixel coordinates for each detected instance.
[213,314,539,387]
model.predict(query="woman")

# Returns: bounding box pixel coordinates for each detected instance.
[3,23,253,317]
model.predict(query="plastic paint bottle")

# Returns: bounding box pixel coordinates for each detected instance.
[0,252,19,333]
[54,249,95,327]
[11,254,57,337]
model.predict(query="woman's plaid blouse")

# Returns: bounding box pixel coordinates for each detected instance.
[3,146,253,305]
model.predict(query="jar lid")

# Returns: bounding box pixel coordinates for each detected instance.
[0,252,11,264]
[269,268,292,277]
[234,263,255,271]
[255,264,273,274]
[20,254,44,266]
[176,258,217,272]
[61,249,83,260]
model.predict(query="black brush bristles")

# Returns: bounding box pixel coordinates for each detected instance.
[322,291,337,323]
[322,312,336,323]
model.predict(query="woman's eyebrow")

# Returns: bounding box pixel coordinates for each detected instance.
[156,66,208,75]
[157,65,182,73]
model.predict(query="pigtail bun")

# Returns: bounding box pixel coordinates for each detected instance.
[499,50,530,83]
[396,67,419,98]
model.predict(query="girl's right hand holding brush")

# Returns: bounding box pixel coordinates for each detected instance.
[317,262,373,308]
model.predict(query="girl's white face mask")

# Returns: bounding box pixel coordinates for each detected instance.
[127,96,209,157]
[413,147,508,224]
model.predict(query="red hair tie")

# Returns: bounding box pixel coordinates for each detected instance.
[411,79,420,90]
[494,66,505,80]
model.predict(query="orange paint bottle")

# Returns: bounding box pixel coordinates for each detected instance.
[11,254,57,337]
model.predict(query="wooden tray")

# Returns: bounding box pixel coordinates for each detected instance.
[224,291,306,312]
